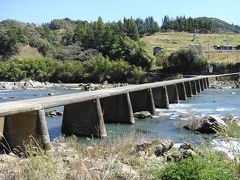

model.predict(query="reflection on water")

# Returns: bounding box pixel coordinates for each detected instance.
[1,87,240,144]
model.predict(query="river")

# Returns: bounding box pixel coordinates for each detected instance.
[1,86,240,148]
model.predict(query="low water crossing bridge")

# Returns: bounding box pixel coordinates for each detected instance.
[0,73,239,150]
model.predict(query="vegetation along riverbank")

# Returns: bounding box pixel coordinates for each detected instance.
[1,16,240,84]
[1,133,240,179]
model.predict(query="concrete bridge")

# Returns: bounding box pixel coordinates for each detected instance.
[0,73,239,151]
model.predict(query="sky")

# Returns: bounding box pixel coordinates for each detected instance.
[0,0,239,25]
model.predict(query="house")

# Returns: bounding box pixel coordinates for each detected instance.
[213,45,232,50]
[213,45,221,50]
[235,45,240,50]
[222,45,232,50]
[189,44,200,48]
[153,47,164,55]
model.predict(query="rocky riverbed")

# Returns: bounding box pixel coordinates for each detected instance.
[1,133,239,179]
[210,80,240,89]
[0,137,206,179]
[0,80,54,90]
[0,80,128,91]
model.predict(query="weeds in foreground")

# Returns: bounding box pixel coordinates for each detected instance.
[219,122,240,138]
[150,151,238,180]
[2,132,240,179]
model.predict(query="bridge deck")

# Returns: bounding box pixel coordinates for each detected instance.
[0,73,238,117]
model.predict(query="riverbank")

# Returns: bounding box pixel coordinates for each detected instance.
[0,79,240,179]
[0,80,128,91]
[0,135,239,179]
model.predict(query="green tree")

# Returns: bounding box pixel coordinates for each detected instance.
[123,18,140,41]
[167,48,208,74]
[145,16,159,34]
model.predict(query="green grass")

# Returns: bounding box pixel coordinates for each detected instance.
[218,122,240,138]
[150,151,238,180]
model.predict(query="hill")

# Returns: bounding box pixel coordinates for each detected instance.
[1,16,240,65]
[197,17,240,33]
[161,16,240,34]
[141,32,240,63]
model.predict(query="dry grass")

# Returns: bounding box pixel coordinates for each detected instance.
[141,32,240,64]
[207,51,240,64]
[0,134,158,179]
[15,45,43,59]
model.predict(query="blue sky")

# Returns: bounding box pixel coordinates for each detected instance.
[0,0,239,25]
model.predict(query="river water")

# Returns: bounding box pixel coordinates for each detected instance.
[1,86,240,147]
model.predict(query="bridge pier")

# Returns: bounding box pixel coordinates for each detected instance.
[62,99,107,137]
[203,78,208,89]
[196,80,201,93]
[100,93,135,124]
[200,79,205,91]
[201,79,206,90]
[177,83,187,100]
[204,78,209,89]
[152,86,169,109]
[167,84,179,104]
[185,81,193,97]
[206,78,210,88]
[3,110,51,151]
[0,117,4,147]
[130,88,155,114]
[190,81,197,95]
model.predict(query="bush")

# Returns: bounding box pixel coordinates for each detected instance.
[109,36,156,69]
[167,48,208,74]
[56,60,86,82]
[85,56,133,82]
[155,51,168,68]
[0,57,61,81]
[152,152,237,180]
[211,62,240,74]
[0,56,150,83]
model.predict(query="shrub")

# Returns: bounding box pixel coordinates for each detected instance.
[152,152,237,180]
[56,60,86,82]
[109,36,156,69]
[167,48,208,74]
[85,55,132,82]
[0,57,61,81]
[127,66,147,84]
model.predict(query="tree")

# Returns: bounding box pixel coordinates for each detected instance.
[167,48,208,74]
[0,28,19,60]
[123,18,140,41]
[145,16,159,34]
[135,18,147,35]
[162,16,170,31]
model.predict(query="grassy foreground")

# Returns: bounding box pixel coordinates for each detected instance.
[1,134,240,180]
[141,32,240,64]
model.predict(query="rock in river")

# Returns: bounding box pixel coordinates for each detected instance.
[134,111,152,119]
[184,116,226,134]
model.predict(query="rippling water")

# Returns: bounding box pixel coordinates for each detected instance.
[1,87,240,144]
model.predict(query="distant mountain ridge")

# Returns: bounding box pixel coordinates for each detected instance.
[196,17,240,33]
[0,16,239,61]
